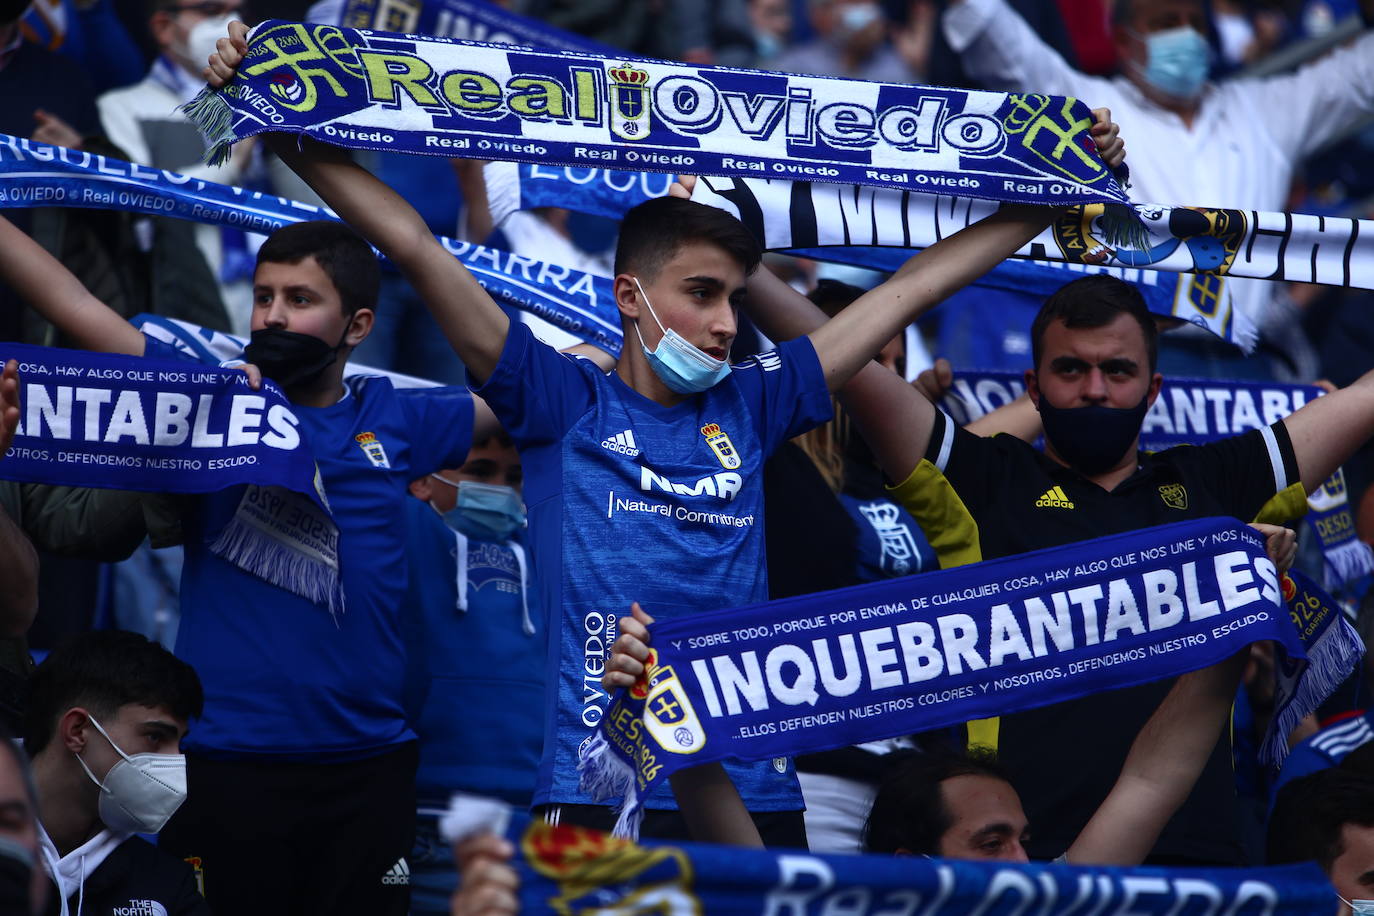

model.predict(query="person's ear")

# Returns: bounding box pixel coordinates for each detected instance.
[1024,368,1041,409]
[614,275,641,320]
[58,708,91,754]
[409,476,432,502]
[345,308,374,347]
[1146,371,1163,407]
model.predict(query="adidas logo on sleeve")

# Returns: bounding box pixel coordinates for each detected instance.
[1034,486,1075,509]
[381,858,410,886]
[600,429,641,457]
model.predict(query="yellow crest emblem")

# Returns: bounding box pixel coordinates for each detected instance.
[1158,484,1188,510]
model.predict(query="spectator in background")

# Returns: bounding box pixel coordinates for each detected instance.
[748,0,796,65]
[0,0,98,344]
[0,725,43,915]
[941,0,1374,379]
[774,0,923,81]
[401,431,543,915]
[25,630,208,916]
[96,0,254,331]
[19,0,146,91]
[1268,768,1374,911]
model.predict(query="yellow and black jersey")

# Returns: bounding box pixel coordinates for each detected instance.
[890,410,1304,865]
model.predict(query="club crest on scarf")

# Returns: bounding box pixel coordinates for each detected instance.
[521,820,700,916]
[999,94,1106,187]
[609,64,650,141]
[700,424,741,470]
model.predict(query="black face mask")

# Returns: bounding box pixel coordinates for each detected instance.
[242,328,345,390]
[1037,390,1151,477]
[0,836,33,915]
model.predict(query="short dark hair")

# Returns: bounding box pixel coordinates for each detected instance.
[256,221,380,317]
[23,630,204,757]
[1030,274,1158,372]
[613,197,761,282]
[864,747,1013,855]
[1267,768,1374,870]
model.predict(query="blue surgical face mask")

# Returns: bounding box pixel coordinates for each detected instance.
[432,476,526,542]
[631,276,731,395]
[1131,26,1211,100]
[1339,896,1374,915]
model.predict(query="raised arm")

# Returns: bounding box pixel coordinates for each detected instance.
[1068,525,1294,865]
[941,0,1108,98]
[1067,647,1249,865]
[603,604,764,848]
[0,216,145,355]
[742,112,1120,396]
[1281,369,1374,493]
[207,24,510,384]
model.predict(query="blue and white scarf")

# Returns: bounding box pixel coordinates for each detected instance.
[940,371,1374,590]
[0,133,624,354]
[1268,567,1366,765]
[183,22,1134,220]
[0,342,343,614]
[581,517,1299,834]
[689,177,1374,352]
[483,160,1184,324]
[441,796,1334,915]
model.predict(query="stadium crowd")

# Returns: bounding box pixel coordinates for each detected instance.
[1,0,1374,914]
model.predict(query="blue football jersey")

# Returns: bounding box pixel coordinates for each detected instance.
[475,323,831,809]
[144,333,476,759]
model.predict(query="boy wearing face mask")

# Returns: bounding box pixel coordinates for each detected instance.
[400,432,543,915]
[0,207,498,916]
[206,20,1125,845]
[24,630,208,916]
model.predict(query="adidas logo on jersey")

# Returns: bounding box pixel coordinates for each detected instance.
[1035,486,1075,509]
[601,429,641,457]
[381,858,410,886]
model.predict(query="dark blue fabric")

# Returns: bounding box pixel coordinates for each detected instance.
[174,370,474,759]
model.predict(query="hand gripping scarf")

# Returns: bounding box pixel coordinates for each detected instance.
[0,342,344,615]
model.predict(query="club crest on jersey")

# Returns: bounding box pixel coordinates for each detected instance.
[354,431,390,468]
[644,662,706,755]
[1158,483,1188,509]
[700,423,741,470]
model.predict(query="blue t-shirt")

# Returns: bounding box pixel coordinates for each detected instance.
[401,500,545,806]
[837,494,937,583]
[474,323,832,810]
[143,337,476,759]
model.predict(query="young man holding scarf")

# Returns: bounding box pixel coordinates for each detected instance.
[730,260,1374,863]
[0,209,500,914]
[204,20,1125,846]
